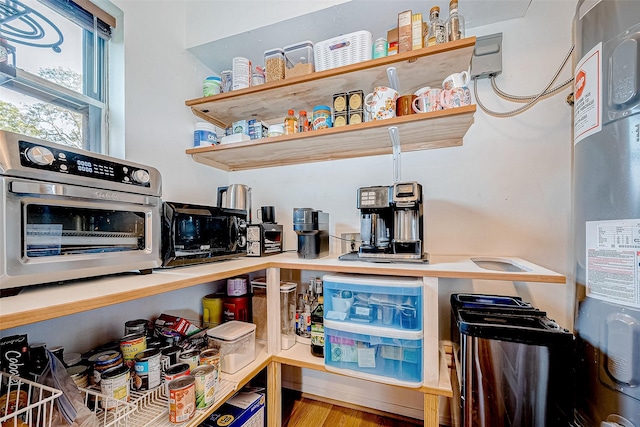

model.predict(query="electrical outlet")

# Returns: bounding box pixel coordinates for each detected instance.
[471,33,503,79]
[340,232,361,254]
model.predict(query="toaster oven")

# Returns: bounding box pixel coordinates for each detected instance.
[0,131,162,295]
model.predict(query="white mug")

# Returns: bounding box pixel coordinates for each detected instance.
[439,87,472,109]
[442,71,470,90]
[364,86,399,120]
[412,87,442,113]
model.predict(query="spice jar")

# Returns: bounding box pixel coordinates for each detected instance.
[264,48,285,83]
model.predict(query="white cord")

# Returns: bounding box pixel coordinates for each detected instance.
[473,44,575,118]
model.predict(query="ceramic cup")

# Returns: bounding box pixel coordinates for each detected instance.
[442,71,470,90]
[396,94,417,116]
[439,86,472,109]
[364,86,399,120]
[412,87,442,113]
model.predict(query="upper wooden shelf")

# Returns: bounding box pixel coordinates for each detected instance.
[185,38,477,171]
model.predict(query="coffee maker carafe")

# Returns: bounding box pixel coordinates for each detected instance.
[358,182,425,261]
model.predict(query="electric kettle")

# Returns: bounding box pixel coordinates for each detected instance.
[217,184,252,222]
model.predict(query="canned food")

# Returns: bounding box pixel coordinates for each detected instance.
[161,345,182,370]
[124,319,149,336]
[168,376,196,423]
[120,333,146,368]
[312,105,332,130]
[164,363,191,396]
[100,365,130,410]
[67,364,89,388]
[90,350,123,386]
[179,349,199,371]
[191,364,216,409]
[133,348,162,391]
[199,348,221,387]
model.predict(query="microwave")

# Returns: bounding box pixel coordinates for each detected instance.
[161,202,247,268]
[247,223,283,257]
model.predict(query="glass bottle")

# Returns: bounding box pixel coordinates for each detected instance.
[426,6,446,47]
[284,109,298,135]
[446,0,465,42]
[310,295,324,357]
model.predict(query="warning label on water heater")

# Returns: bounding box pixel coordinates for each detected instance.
[586,219,640,308]
[574,42,602,145]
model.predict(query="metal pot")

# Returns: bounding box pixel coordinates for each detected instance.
[217,184,252,222]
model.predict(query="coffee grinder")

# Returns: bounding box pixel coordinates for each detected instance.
[357,182,426,261]
[293,208,329,259]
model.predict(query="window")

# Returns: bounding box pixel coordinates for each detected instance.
[0,0,114,153]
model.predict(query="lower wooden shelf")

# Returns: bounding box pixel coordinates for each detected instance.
[186,105,475,171]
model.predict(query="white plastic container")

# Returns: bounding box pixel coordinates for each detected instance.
[232,57,252,90]
[207,321,256,374]
[194,122,217,146]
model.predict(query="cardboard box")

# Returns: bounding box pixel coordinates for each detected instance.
[412,13,423,50]
[387,27,398,56]
[200,391,265,427]
[398,10,412,53]
[154,314,201,337]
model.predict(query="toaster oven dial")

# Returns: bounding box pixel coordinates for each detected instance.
[26,146,55,166]
[131,169,150,184]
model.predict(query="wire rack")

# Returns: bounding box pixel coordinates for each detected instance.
[2,373,238,427]
[0,372,62,427]
[79,387,137,427]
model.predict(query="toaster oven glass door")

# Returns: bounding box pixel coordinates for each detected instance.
[24,203,147,257]
[173,213,239,255]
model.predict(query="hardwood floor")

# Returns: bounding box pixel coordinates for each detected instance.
[281,389,423,427]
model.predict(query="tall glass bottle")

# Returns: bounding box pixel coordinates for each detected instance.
[310,295,324,357]
[426,6,446,47]
[446,0,465,41]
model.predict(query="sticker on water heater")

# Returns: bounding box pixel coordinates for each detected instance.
[574,42,602,145]
[585,219,640,308]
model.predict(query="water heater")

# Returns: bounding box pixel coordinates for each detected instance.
[573,1,640,426]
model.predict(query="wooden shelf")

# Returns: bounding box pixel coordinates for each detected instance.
[184,38,476,171]
[186,105,475,171]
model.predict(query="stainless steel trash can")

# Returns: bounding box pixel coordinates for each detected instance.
[450,294,574,427]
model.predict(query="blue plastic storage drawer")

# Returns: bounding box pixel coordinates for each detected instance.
[324,320,423,387]
[322,274,423,331]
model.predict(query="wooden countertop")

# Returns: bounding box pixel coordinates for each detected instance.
[0,253,565,331]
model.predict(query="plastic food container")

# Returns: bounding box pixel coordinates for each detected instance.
[264,48,285,83]
[207,321,256,374]
[194,122,218,146]
[284,40,314,78]
[312,106,332,130]
[267,124,284,137]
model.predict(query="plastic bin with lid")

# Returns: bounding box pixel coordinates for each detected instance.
[284,40,314,78]
[323,273,422,331]
[324,319,423,387]
[207,321,256,374]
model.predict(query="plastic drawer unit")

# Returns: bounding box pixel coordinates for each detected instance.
[324,320,423,387]
[323,274,423,331]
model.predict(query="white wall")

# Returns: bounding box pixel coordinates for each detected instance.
[1,0,579,422]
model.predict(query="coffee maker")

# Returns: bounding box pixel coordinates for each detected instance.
[357,182,426,261]
[293,208,329,259]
